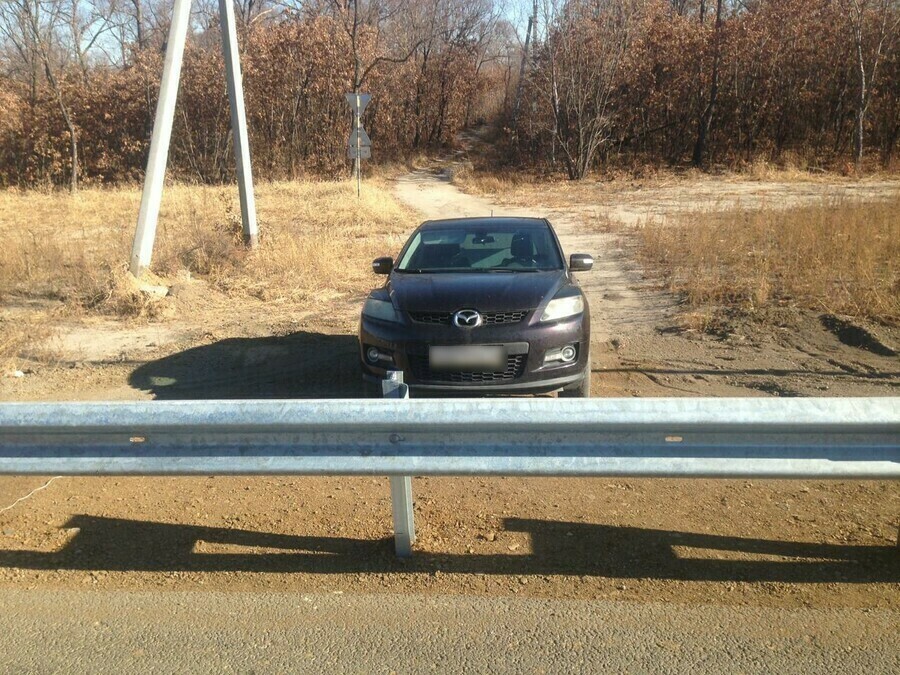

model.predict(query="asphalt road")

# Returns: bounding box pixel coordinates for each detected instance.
[1,589,897,673]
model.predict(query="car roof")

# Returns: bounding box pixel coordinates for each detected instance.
[419,217,551,232]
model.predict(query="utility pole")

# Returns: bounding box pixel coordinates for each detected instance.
[219,0,258,248]
[130,0,258,276]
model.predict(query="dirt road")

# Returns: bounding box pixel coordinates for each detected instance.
[396,162,899,399]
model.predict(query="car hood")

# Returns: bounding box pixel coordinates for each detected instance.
[388,270,566,312]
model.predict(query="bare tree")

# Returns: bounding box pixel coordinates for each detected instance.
[691,0,724,166]
[324,0,439,175]
[0,0,42,103]
[840,0,900,166]
[3,0,81,190]
[534,0,642,179]
[66,0,118,78]
[325,0,429,93]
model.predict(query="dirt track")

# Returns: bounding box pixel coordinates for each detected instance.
[0,168,897,609]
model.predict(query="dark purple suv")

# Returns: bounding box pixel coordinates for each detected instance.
[359,217,593,396]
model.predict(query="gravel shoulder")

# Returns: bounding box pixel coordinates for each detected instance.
[2,589,898,673]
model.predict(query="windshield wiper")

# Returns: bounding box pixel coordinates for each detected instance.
[397,267,543,274]
[398,268,478,274]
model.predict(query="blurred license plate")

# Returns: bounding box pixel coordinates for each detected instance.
[429,345,506,371]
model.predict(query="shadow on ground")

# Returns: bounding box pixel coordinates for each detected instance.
[129,331,367,399]
[2,515,896,584]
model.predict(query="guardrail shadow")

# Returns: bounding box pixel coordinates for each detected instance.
[1,515,896,583]
[128,331,367,399]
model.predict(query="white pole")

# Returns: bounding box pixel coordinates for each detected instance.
[218,0,258,248]
[129,0,192,276]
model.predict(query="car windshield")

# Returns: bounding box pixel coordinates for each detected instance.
[396,225,563,272]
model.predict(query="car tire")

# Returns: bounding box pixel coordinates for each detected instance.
[559,347,591,398]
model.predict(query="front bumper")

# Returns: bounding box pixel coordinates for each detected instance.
[359,309,590,394]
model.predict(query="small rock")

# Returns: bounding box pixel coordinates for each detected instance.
[123,271,169,300]
[507,543,520,551]
[485,532,497,542]
[12,370,25,378]
[140,284,169,299]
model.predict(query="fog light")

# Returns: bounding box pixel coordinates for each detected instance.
[543,345,578,365]
[366,347,380,363]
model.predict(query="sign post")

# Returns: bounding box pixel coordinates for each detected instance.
[345,93,371,198]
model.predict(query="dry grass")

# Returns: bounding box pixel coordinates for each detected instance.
[450,165,555,205]
[0,180,414,304]
[635,196,900,325]
[451,162,900,210]
[207,180,415,301]
[0,180,417,364]
[0,311,55,373]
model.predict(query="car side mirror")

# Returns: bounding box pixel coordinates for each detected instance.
[372,256,394,275]
[569,253,593,272]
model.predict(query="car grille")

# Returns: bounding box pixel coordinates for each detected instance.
[408,310,529,326]
[408,312,453,325]
[408,353,527,383]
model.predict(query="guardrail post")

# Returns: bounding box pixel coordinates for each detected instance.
[383,371,415,557]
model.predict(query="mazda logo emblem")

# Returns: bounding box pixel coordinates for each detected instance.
[452,309,482,329]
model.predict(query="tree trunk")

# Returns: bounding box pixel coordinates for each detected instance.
[882,120,899,166]
[68,124,79,192]
[56,91,78,192]
[23,0,79,190]
[132,0,146,51]
[43,63,79,191]
[693,0,723,167]
[853,33,866,166]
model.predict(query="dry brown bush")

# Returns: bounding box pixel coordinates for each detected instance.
[635,196,900,325]
[0,13,483,188]
[510,0,900,175]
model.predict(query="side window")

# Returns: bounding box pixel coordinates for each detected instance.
[397,232,421,269]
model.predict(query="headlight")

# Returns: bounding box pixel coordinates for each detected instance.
[362,298,401,323]
[540,294,584,322]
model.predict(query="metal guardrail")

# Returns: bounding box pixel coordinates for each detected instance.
[0,386,897,555]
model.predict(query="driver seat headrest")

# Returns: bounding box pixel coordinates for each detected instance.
[510,233,533,259]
